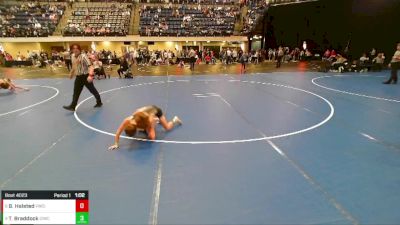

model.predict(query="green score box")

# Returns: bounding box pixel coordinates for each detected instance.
[76,212,89,224]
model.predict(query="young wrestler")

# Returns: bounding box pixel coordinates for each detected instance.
[0,78,29,92]
[108,105,182,150]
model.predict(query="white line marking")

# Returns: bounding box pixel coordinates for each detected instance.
[17,109,33,117]
[303,108,313,113]
[286,101,299,107]
[228,80,240,82]
[378,109,392,114]
[176,80,190,82]
[149,75,171,225]
[149,150,163,225]
[0,85,59,117]
[360,132,378,141]
[196,79,218,82]
[312,75,400,103]
[213,93,357,225]
[74,80,335,144]
[265,140,359,225]
[267,140,284,156]
[0,132,69,188]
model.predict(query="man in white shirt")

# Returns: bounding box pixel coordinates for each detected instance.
[226,48,232,64]
[384,43,400,84]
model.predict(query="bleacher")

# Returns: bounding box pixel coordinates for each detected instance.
[139,5,239,37]
[241,2,268,34]
[0,3,65,37]
[139,0,236,5]
[63,4,132,36]
[0,0,271,38]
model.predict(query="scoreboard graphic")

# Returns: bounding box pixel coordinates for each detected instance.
[1,190,89,224]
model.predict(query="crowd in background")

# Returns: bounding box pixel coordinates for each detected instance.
[322,48,387,73]
[139,4,239,36]
[63,4,131,36]
[139,0,236,4]
[0,43,393,77]
[1,0,269,37]
[240,0,268,34]
[0,2,65,37]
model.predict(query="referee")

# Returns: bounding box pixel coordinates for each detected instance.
[384,42,400,84]
[63,44,102,111]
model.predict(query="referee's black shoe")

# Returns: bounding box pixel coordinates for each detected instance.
[63,105,75,111]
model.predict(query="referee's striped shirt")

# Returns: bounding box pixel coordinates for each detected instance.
[72,53,91,76]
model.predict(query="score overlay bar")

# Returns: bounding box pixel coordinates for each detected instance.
[1,190,89,224]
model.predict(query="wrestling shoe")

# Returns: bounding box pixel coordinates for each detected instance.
[173,116,182,125]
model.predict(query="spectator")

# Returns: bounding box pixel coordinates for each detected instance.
[0,3,65,37]
[372,53,385,71]
[276,46,284,68]
[117,57,129,78]
[332,54,348,73]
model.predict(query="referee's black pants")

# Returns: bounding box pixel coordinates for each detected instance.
[388,62,399,83]
[70,74,102,108]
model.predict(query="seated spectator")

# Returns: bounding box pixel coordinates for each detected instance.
[0,3,65,37]
[359,53,370,64]
[331,54,348,72]
[359,53,371,72]
[323,49,331,60]
[140,4,238,37]
[350,60,360,72]
[63,4,130,36]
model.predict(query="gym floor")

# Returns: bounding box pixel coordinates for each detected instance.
[0,64,399,224]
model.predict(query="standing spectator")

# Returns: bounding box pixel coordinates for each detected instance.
[118,57,129,78]
[188,48,196,70]
[268,48,273,61]
[384,43,400,84]
[372,53,385,71]
[226,48,232,64]
[63,49,72,71]
[276,46,284,68]
[239,51,248,73]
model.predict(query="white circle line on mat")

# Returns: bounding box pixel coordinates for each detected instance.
[74,80,335,144]
[312,75,400,103]
[0,85,60,117]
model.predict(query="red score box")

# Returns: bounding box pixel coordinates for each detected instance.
[76,199,89,212]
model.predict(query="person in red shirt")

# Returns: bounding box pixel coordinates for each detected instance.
[205,54,211,64]
[329,50,337,60]
[5,53,13,61]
